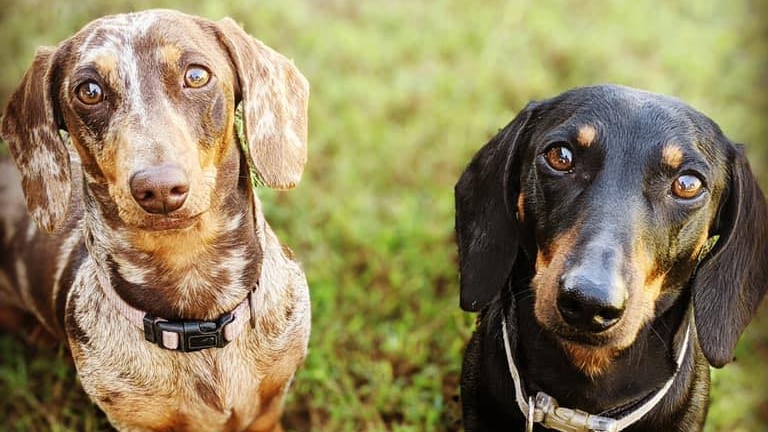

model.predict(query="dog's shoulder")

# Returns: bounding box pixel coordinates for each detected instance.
[255,218,311,341]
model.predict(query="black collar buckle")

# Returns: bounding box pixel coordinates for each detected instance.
[143,312,235,352]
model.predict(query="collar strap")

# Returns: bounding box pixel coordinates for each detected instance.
[501,312,691,432]
[96,267,257,352]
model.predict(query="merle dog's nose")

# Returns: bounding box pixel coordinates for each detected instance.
[130,164,189,214]
[557,274,626,333]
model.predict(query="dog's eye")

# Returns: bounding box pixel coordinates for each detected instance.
[76,81,104,105]
[672,174,704,199]
[545,145,574,172]
[184,66,211,88]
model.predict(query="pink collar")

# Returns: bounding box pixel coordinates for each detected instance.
[96,265,257,352]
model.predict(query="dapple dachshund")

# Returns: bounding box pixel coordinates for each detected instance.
[0,9,310,432]
[456,85,767,431]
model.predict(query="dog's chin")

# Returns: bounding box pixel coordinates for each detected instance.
[123,211,205,232]
[544,324,628,377]
[541,318,632,351]
[554,329,612,347]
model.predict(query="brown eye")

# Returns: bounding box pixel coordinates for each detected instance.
[545,145,574,172]
[184,66,211,88]
[76,81,104,105]
[672,174,704,199]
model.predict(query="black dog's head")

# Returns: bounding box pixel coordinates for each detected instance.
[456,84,767,374]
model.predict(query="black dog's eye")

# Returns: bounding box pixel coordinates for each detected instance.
[76,81,104,105]
[544,145,574,172]
[672,174,704,199]
[184,65,211,88]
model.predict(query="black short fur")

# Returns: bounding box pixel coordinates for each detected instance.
[456,84,768,431]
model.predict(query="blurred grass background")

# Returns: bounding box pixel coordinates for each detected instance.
[0,0,766,431]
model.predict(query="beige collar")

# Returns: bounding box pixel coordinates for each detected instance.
[501,310,691,432]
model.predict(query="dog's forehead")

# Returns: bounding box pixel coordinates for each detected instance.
[76,12,158,58]
[548,86,725,154]
[71,10,216,64]
[560,86,692,126]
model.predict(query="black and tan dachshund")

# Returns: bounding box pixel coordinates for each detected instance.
[456,85,767,431]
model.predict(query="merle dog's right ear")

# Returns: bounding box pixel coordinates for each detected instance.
[1,46,71,233]
[455,102,538,311]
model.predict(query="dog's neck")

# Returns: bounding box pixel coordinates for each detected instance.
[510,278,690,415]
[82,148,263,321]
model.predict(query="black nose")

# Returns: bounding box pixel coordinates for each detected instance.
[557,275,626,333]
[130,164,190,214]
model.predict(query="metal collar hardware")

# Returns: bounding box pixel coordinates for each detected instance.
[526,392,619,432]
[502,312,691,432]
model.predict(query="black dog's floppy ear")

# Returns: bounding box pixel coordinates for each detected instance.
[1,46,70,233]
[455,102,537,312]
[693,144,768,367]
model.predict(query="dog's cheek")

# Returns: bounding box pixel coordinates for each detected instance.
[70,133,103,179]
[532,226,580,328]
[96,132,124,186]
[190,86,236,205]
[616,241,667,348]
[636,240,663,311]
[74,105,137,193]
[193,80,234,151]
[60,102,108,181]
[516,192,526,221]
[532,254,561,329]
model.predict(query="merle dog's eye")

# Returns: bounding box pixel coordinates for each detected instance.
[184,66,211,88]
[76,81,104,105]
[672,174,704,199]
[545,145,574,172]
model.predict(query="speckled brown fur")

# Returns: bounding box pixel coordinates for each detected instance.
[0,9,310,432]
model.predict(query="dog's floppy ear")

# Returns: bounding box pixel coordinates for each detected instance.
[215,18,309,190]
[455,102,538,312]
[1,46,70,233]
[693,144,768,367]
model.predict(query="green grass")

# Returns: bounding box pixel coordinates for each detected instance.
[1,0,766,430]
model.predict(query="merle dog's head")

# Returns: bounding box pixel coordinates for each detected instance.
[456,84,767,374]
[1,9,309,234]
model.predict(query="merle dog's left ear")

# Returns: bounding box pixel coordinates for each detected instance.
[215,17,309,190]
[693,144,768,368]
[455,102,538,312]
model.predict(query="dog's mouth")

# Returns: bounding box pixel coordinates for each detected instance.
[127,210,207,232]
[109,181,216,232]
[550,325,615,347]
[538,318,632,377]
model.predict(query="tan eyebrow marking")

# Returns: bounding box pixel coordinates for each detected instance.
[662,144,684,169]
[576,125,597,148]
[158,45,182,65]
[92,54,118,74]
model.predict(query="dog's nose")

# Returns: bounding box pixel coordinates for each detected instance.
[130,164,190,214]
[557,275,626,333]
